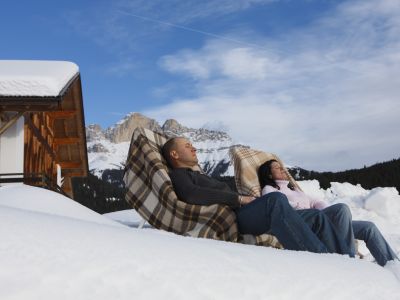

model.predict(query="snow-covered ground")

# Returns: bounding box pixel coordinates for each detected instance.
[1,182,399,300]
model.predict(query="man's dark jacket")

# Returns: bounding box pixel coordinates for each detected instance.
[169,168,241,208]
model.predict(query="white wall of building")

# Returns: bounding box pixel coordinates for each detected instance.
[0,117,24,174]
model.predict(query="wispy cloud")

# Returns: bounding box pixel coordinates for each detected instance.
[117,0,276,25]
[104,61,137,77]
[64,0,276,74]
[145,0,400,171]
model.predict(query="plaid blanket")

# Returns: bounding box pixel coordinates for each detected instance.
[230,146,302,198]
[124,127,237,240]
[123,127,282,248]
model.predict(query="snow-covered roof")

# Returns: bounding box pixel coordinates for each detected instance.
[0,60,79,98]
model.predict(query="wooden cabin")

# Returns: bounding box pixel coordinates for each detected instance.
[0,60,89,198]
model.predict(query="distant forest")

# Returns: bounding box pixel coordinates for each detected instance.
[290,158,400,192]
[72,169,128,214]
[72,157,400,214]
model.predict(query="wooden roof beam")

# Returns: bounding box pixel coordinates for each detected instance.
[0,111,24,135]
[61,171,87,177]
[58,161,82,169]
[47,110,77,119]
[1,103,59,112]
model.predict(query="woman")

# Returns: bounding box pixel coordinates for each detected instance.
[258,159,399,267]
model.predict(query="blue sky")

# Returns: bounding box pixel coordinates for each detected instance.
[1,0,399,171]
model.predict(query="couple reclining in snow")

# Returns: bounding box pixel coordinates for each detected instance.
[162,136,399,267]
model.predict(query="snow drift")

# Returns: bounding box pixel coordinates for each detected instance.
[1,183,399,299]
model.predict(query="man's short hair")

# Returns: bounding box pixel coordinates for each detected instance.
[161,137,178,168]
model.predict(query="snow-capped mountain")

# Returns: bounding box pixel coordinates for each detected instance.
[86,112,238,177]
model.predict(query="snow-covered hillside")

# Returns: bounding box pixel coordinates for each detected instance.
[1,182,399,300]
[87,138,130,178]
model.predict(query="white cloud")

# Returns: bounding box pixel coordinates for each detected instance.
[160,42,285,81]
[161,49,212,79]
[146,0,400,171]
[220,48,271,80]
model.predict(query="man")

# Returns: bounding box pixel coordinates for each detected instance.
[162,137,354,256]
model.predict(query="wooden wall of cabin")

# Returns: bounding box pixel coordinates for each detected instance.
[52,77,88,197]
[23,77,88,199]
[23,112,58,192]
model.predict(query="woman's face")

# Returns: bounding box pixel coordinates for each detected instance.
[270,161,288,180]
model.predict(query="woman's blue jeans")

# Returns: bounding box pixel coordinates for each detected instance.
[321,204,356,257]
[235,192,353,255]
[353,221,398,266]
[322,204,398,266]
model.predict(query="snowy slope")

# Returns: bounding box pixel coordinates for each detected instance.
[0,184,120,227]
[1,183,399,300]
[181,130,234,176]
[87,138,130,177]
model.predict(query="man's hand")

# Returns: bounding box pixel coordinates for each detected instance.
[239,196,256,206]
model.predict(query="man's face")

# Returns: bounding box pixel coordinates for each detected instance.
[172,138,198,166]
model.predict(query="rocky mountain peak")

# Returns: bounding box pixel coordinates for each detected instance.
[162,119,188,136]
[105,112,162,143]
[86,124,105,142]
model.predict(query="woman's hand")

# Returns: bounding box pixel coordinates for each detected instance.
[239,196,256,205]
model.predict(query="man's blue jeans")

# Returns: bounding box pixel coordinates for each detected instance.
[235,192,353,255]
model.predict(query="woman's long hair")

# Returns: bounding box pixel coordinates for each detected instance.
[257,159,295,191]
[258,159,280,190]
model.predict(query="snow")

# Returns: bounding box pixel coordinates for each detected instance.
[103,208,146,227]
[364,188,400,219]
[298,180,400,261]
[0,60,79,97]
[1,182,399,299]
[0,184,119,227]
[87,139,130,177]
